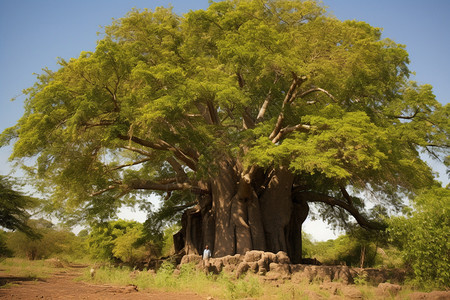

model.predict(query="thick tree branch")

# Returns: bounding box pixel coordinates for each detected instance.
[110,157,152,171]
[257,75,280,122]
[122,146,153,157]
[256,89,272,122]
[118,134,198,171]
[207,100,220,125]
[126,179,209,195]
[297,87,337,103]
[294,191,386,230]
[90,185,117,196]
[167,156,188,181]
[243,107,255,129]
[269,74,307,140]
[271,123,313,143]
[90,178,209,198]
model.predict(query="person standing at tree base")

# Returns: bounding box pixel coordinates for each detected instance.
[203,245,211,271]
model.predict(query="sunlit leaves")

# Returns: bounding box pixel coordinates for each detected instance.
[388,188,450,288]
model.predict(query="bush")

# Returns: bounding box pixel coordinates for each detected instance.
[388,187,449,288]
[87,220,149,264]
[6,219,86,260]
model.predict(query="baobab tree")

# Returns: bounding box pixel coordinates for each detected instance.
[2,0,448,263]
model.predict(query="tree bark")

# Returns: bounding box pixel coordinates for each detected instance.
[176,164,310,262]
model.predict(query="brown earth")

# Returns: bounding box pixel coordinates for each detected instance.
[0,265,204,300]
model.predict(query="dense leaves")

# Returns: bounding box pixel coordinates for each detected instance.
[6,219,83,260]
[0,176,39,238]
[388,188,450,288]
[0,0,448,235]
[87,220,154,264]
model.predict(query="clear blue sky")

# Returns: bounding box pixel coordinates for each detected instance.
[1,0,449,240]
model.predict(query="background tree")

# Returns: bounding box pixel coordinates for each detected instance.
[6,218,83,260]
[1,0,448,262]
[0,176,39,238]
[87,220,152,264]
[387,187,450,288]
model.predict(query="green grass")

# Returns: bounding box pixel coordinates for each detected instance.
[0,257,59,280]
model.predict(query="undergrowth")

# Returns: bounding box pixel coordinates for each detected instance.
[0,257,58,280]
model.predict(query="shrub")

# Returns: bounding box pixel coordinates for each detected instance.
[388,187,449,288]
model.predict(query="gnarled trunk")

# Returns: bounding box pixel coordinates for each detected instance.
[175,163,310,263]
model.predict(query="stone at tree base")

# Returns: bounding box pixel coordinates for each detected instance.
[257,256,269,272]
[341,286,364,299]
[266,263,291,280]
[409,291,450,300]
[235,262,250,278]
[178,251,405,286]
[180,254,202,265]
[320,282,344,296]
[243,250,264,263]
[376,282,402,298]
[334,266,354,284]
[173,269,181,276]
[210,258,224,274]
[276,251,291,264]
[222,254,242,266]
[248,262,259,273]
[263,252,278,264]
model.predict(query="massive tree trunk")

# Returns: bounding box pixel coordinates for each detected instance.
[175,162,310,263]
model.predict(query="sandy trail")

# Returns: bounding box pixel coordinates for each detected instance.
[0,265,205,300]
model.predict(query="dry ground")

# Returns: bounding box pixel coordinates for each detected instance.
[0,264,204,300]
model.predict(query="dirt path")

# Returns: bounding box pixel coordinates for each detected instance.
[0,265,206,300]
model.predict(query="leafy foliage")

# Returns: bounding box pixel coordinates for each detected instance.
[387,188,450,288]
[6,219,84,260]
[0,176,39,237]
[87,219,153,264]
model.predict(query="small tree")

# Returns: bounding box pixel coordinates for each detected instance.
[0,176,39,238]
[388,187,450,288]
[87,220,149,264]
[6,219,83,260]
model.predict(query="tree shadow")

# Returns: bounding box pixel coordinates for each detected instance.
[0,275,46,287]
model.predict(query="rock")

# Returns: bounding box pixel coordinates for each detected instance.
[376,282,402,297]
[222,254,242,266]
[124,284,138,293]
[244,250,264,263]
[248,262,259,273]
[276,251,291,264]
[409,291,450,300]
[302,257,322,265]
[320,282,343,295]
[334,266,353,285]
[257,256,269,272]
[290,264,306,273]
[341,286,363,299]
[302,266,318,282]
[316,266,333,283]
[172,269,180,276]
[180,254,202,265]
[266,263,291,280]
[235,262,250,278]
[210,258,224,274]
[263,252,278,264]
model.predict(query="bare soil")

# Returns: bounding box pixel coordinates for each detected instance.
[0,265,205,300]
